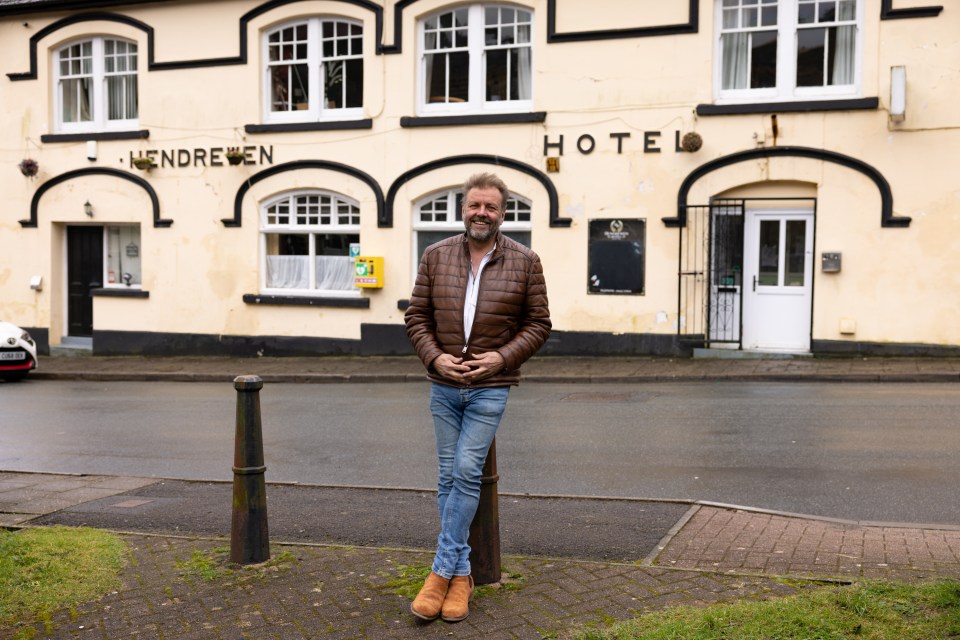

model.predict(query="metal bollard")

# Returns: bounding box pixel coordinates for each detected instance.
[468,438,501,585]
[230,375,270,564]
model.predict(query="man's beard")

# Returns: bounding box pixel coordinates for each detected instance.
[466,218,498,242]
[467,225,495,242]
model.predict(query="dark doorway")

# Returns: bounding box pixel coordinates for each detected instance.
[67,226,103,337]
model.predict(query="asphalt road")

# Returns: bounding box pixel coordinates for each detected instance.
[3,380,960,524]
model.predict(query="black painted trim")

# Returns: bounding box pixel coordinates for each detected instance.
[40,130,150,143]
[21,167,170,228]
[400,112,547,127]
[697,98,878,116]
[381,0,416,54]
[386,154,567,228]
[880,0,942,19]
[244,119,373,133]
[92,328,362,356]
[813,339,960,357]
[242,294,370,308]
[547,0,698,43]
[76,326,960,358]
[665,146,908,229]
[8,12,152,81]
[89,327,698,357]
[91,288,150,298]
[228,160,385,228]
[8,1,385,81]
[0,0,162,17]
[22,327,50,356]
[541,331,692,357]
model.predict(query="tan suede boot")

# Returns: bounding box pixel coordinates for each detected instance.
[440,575,474,622]
[410,571,450,621]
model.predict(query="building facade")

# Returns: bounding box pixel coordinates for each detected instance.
[1,0,956,357]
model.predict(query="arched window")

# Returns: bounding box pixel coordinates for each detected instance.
[264,18,364,123]
[261,191,361,295]
[412,187,531,268]
[55,37,138,133]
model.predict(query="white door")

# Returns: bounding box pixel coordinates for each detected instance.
[742,209,814,352]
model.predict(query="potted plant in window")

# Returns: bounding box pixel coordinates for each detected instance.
[225,147,246,166]
[132,156,155,171]
[324,61,343,109]
[18,158,39,177]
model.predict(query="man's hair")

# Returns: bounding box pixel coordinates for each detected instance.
[463,172,509,209]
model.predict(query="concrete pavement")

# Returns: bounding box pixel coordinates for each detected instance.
[5,353,960,638]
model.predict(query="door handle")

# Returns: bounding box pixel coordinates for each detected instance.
[752,275,757,292]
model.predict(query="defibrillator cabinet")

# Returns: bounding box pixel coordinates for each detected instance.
[354,256,384,288]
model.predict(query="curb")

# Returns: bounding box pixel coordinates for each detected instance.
[31,371,960,384]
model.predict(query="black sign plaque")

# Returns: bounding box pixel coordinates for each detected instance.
[588,218,645,295]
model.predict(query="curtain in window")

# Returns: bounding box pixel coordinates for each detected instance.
[721,33,749,90]
[516,46,531,100]
[267,256,310,289]
[62,78,93,122]
[315,256,355,290]
[831,25,855,85]
[266,255,355,290]
[107,75,138,120]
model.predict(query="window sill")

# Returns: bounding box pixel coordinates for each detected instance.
[91,288,149,298]
[697,98,878,116]
[245,120,373,134]
[243,293,370,308]
[401,112,547,127]
[41,130,150,143]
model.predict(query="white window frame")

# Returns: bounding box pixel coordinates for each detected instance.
[54,36,138,133]
[104,224,142,289]
[713,0,863,104]
[411,188,532,281]
[262,17,365,124]
[417,4,534,116]
[260,190,362,297]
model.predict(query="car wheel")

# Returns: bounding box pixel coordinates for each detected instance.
[0,371,29,382]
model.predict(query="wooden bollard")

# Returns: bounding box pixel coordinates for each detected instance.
[230,375,270,564]
[468,438,501,585]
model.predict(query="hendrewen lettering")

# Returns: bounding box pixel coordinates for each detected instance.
[130,145,274,168]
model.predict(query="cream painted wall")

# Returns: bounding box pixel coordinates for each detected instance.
[2,0,959,351]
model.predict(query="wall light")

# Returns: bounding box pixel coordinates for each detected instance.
[890,66,906,123]
[83,201,94,217]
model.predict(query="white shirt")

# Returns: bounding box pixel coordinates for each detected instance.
[464,245,495,343]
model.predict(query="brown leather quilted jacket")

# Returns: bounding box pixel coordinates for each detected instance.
[404,231,551,388]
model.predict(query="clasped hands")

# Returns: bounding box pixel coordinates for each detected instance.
[433,351,505,383]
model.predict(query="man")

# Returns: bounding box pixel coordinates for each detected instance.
[404,172,551,623]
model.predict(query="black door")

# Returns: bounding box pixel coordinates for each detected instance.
[67,226,103,337]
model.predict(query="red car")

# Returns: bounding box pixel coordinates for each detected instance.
[0,321,38,382]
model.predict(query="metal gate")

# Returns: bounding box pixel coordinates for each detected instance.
[678,200,745,347]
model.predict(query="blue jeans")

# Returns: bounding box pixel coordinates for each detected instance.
[429,383,510,579]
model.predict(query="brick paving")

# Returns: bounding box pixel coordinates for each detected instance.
[4,535,818,640]
[654,505,960,582]
[5,474,960,639]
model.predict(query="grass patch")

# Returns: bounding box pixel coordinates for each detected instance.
[569,580,960,640]
[0,526,126,634]
[175,547,299,582]
[380,563,526,599]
